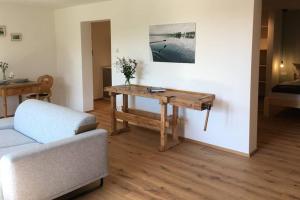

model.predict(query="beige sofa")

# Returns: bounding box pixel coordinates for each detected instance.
[0,100,108,200]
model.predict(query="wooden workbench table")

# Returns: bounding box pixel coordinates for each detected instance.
[105,85,215,152]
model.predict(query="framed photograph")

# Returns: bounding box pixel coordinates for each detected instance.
[11,33,22,41]
[149,23,196,64]
[0,26,6,37]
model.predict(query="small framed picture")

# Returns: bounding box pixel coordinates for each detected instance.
[11,33,22,41]
[0,26,6,37]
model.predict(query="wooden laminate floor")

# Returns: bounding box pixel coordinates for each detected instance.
[77,100,300,200]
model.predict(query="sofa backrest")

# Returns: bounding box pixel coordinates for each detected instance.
[14,100,96,144]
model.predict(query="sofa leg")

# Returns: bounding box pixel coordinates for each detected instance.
[100,178,104,187]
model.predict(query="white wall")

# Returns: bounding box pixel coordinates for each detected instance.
[0,3,57,115]
[81,22,94,111]
[54,0,260,154]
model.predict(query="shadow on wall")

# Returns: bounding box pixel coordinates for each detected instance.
[177,78,230,138]
[180,96,230,137]
[135,60,145,85]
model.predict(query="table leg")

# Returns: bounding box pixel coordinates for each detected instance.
[18,95,23,104]
[160,103,168,152]
[204,106,211,131]
[172,106,179,142]
[110,93,117,134]
[122,94,129,129]
[2,91,7,118]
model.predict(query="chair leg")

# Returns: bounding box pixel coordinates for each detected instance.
[47,97,51,102]
[100,178,104,188]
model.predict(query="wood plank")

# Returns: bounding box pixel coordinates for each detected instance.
[172,105,179,142]
[110,94,117,134]
[160,103,167,152]
[127,108,172,128]
[122,94,129,129]
[115,111,161,128]
[2,89,7,117]
[0,81,40,89]
[78,100,300,200]
[105,85,215,109]
[128,108,162,120]
[105,85,171,102]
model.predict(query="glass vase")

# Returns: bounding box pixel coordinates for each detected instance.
[125,77,131,86]
[2,71,6,80]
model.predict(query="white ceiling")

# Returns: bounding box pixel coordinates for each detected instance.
[0,0,109,8]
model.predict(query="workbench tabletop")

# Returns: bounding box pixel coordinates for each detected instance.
[105,85,215,110]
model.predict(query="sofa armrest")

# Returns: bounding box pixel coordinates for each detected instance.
[0,129,108,200]
[0,117,14,130]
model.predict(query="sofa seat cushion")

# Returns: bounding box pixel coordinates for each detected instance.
[0,129,37,149]
[0,129,40,158]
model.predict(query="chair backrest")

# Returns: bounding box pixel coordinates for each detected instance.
[14,100,97,144]
[37,75,53,94]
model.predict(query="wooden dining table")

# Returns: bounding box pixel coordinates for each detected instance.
[0,81,40,118]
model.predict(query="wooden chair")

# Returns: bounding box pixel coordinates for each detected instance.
[27,75,53,102]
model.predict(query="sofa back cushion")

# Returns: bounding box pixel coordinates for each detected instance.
[14,100,96,144]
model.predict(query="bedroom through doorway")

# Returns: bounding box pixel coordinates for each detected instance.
[257,0,300,153]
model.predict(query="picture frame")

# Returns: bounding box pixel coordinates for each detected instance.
[149,23,196,64]
[0,26,6,37]
[11,33,22,41]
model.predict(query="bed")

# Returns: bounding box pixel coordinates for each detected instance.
[264,66,300,117]
[272,80,300,94]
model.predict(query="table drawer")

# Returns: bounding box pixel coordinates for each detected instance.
[169,98,203,110]
[6,87,37,96]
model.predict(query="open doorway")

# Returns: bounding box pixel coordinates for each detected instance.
[81,20,112,112]
[91,21,112,100]
[257,0,300,152]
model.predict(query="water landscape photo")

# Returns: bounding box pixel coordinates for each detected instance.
[149,23,196,63]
